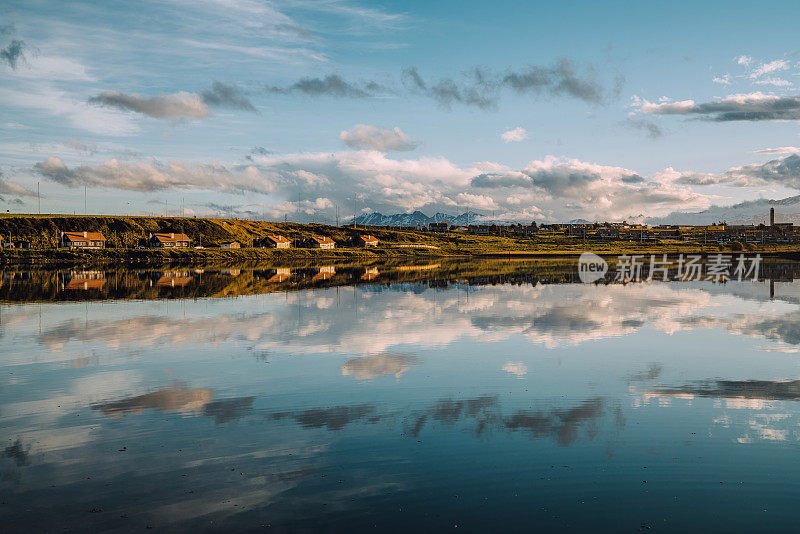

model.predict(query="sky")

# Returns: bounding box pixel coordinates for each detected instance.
[2,0,800,223]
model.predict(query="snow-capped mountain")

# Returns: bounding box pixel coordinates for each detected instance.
[350,211,485,226]
[647,196,800,226]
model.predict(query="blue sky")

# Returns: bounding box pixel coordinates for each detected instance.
[2,0,800,222]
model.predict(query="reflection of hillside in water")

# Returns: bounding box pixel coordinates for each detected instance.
[3,259,800,302]
[15,275,800,356]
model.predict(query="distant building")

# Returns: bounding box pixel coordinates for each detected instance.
[2,239,31,249]
[357,234,379,247]
[428,222,449,232]
[220,241,241,249]
[309,235,335,249]
[254,234,291,248]
[148,232,191,248]
[61,231,106,250]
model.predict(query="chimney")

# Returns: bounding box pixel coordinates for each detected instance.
[770,207,775,226]
[83,231,87,238]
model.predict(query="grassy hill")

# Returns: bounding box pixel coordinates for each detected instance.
[0,214,798,266]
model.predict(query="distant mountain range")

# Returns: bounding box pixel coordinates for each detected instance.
[646,195,800,226]
[352,210,486,227]
[350,196,800,228]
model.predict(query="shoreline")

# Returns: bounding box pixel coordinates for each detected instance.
[1,247,798,268]
[0,213,798,266]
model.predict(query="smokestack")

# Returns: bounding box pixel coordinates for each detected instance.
[770,207,775,226]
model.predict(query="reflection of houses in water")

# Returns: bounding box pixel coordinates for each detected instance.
[3,271,33,281]
[312,265,336,281]
[361,267,379,281]
[64,270,106,290]
[396,263,441,271]
[221,269,241,276]
[267,268,291,283]
[155,271,193,288]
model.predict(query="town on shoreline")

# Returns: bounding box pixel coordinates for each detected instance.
[0,208,797,265]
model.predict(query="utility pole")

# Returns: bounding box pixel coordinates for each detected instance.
[353,198,357,229]
[37,182,40,214]
[84,185,87,215]
[336,205,339,226]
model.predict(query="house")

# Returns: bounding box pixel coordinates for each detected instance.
[309,235,335,249]
[61,231,107,250]
[428,222,449,232]
[148,232,191,248]
[254,235,291,248]
[220,241,241,249]
[357,235,379,247]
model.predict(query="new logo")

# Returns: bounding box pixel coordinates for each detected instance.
[578,252,608,283]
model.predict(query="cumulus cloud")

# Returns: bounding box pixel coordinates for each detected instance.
[88,90,210,121]
[200,81,256,111]
[266,74,387,98]
[470,156,710,220]
[661,153,800,190]
[633,92,800,121]
[0,39,26,69]
[721,153,800,187]
[32,148,724,223]
[713,74,731,85]
[501,127,527,142]
[34,156,275,193]
[339,124,418,151]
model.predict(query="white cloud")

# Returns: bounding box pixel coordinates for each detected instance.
[712,74,731,85]
[749,59,789,80]
[736,55,753,67]
[753,77,792,87]
[339,125,418,152]
[33,148,727,223]
[633,92,800,121]
[500,127,527,142]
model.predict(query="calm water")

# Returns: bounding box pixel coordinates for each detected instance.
[3,261,800,532]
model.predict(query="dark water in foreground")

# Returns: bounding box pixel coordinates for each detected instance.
[4,260,800,532]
